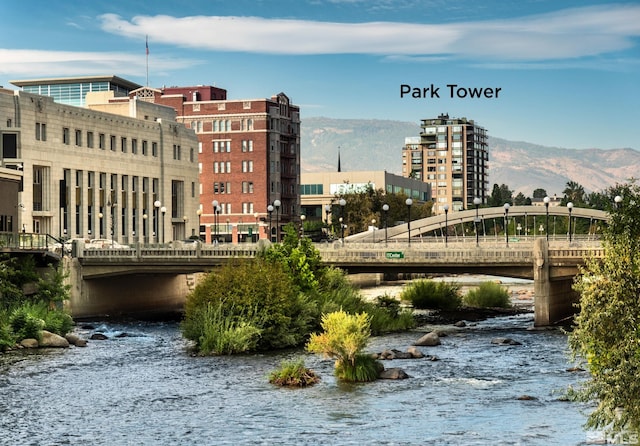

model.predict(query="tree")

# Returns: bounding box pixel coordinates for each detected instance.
[562,181,586,206]
[488,183,513,207]
[569,182,640,439]
[513,192,530,206]
[532,188,548,199]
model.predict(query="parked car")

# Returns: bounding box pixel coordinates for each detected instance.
[87,239,130,249]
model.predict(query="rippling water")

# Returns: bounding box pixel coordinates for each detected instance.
[0,314,602,445]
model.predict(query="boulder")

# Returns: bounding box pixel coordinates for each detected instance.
[39,330,70,348]
[90,333,109,340]
[20,338,39,348]
[406,346,424,358]
[413,331,441,346]
[453,320,467,328]
[491,337,522,346]
[65,333,88,347]
[379,368,410,380]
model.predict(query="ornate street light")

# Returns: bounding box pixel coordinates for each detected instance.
[567,202,574,243]
[405,198,413,246]
[196,208,202,241]
[267,204,274,242]
[142,213,148,243]
[212,200,219,243]
[543,196,550,241]
[98,212,104,238]
[274,199,281,242]
[473,197,482,247]
[443,204,449,246]
[339,198,346,243]
[504,203,510,247]
[371,219,376,243]
[382,203,389,246]
[614,195,623,209]
[300,214,306,238]
[154,200,161,244]
[160,206,167,244]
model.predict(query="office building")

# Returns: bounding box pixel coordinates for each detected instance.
[2,79,200,244]
[146,85,300,242]
[402,114,488,214]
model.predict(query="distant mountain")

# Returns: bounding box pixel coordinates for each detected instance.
[301,117,639,197]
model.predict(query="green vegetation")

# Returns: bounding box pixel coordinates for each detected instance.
[307,310,381,382]
[0,257,73,350]
[181,225,414,355]
[400,279,461,310]
[268,358,320,387]
[463,281,512,308]
[568,182,640,440]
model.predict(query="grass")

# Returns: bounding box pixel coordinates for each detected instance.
[268,359,320,387]
[464,281,512,308]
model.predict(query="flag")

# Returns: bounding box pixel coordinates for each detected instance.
[146,36,149,55]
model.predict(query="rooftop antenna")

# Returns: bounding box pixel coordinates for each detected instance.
[337,146,341,172]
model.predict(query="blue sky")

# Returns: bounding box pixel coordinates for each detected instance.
[1,0,638,149]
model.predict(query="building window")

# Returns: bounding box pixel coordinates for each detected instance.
[132,139,138,154]
[75,129,82,146]
[121,137,127,153]
[99,133,105,149]
[62,127,70,145]
[142,140,148,155]
[242,181,254,193]
[152,142,158,157]
[190,147,194,162]
[87,131,94,148]
[110,135,116,151]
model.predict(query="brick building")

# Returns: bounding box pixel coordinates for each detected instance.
[136,85,301,242]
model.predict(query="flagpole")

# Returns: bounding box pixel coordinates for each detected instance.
[145,35,149,86]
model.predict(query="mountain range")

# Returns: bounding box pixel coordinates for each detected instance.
[300,116,639,197]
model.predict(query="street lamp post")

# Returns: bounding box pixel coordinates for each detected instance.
[443,204,449,246]
[142,213,147,243]
[405,198,413,246]
[154,200,161,244]
[274,199,281,242]
[567,202,574,243]
[160,206,167,244]
[339,198,346,243]
[98,212,104,238]
[382,203,389,247]
[473,197,481,247]
[614,195,622,209]
[183,215,188,238]
[196,208,202,241]
[371,219,376,243]
[211,200,219,243]
[503,203,510,247]
[543,196,550,241]
[267,204,274,242]
[300,214,306,238]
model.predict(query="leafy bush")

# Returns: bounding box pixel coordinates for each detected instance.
[464,281,512,308]
[182,258,318,354]
[307,310,381,382]
[198,302,262,355]
[401,280,461,310]
[10,305,45,341]
[268,359,320,387]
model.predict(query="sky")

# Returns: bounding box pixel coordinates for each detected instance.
[1,0,639,149]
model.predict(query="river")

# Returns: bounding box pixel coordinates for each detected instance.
[0,278,605,445]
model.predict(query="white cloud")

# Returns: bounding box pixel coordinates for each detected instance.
[99,4,640,61]
[0,49,200,79]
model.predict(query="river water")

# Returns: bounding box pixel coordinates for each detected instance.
[0,279,605,445]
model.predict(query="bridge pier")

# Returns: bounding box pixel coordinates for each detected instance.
[533,238,580,326]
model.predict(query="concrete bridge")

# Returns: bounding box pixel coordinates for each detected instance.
[65,236,604,326]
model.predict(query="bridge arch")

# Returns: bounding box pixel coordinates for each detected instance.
[346,205,610,243]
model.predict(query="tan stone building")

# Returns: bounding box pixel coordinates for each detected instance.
[402,113,489,214]
[1,78,200,244]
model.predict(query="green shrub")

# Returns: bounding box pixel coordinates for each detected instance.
[198,302,262,355]
[464,281,512,308]
[0,317,16,350]
[42,309,74,336]
[10,305,45,341]
[335,353,382,382]
[401,279,461,310]
[268,359,320,387]
[182,258,318,354]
